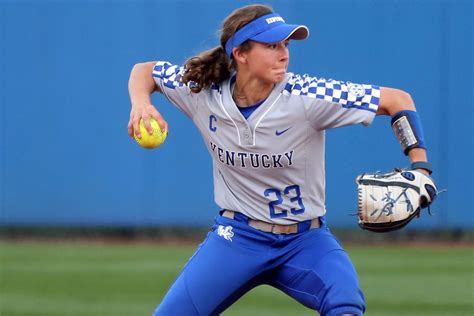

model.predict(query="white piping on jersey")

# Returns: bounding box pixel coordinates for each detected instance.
[219,93,242,146]
[252,94,282,146]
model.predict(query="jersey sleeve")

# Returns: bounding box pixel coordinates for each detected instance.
[152,61,198,118]
[283,74,381,130]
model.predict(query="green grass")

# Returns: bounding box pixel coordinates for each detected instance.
[0,241,473,316]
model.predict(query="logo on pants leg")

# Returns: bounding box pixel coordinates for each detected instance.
[217,225,234,241]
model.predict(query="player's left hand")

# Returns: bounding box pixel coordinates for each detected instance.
[356,168,438,233]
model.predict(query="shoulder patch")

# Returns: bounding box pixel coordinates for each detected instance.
[348,83,366,97]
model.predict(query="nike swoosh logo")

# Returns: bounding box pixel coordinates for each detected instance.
[275,127,291,136]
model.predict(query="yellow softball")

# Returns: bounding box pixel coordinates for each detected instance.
[134,118,167,149]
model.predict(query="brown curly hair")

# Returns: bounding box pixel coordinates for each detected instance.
[181,4,273,93]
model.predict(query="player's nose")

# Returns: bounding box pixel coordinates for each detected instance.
[278,44,289,62]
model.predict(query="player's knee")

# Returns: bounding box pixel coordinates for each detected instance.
[319,286,365,316]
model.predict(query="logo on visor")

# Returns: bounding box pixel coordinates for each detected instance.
[266,17,285,24]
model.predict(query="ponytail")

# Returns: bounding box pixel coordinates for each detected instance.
[182,46,231,93]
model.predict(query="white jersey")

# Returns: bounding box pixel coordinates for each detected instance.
[153,61,380,224]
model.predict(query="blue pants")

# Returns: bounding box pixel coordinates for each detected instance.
[154,213,365,316]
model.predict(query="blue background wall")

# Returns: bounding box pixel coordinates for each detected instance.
[0,0,472,228]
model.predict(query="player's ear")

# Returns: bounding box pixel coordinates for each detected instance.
[232,47,248,64]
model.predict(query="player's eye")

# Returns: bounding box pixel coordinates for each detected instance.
[267,41,290,49]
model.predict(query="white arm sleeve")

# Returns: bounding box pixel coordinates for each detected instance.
[283,74,381,130]
[152,61,199,118]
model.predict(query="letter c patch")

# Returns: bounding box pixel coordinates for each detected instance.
[209,115,217,132]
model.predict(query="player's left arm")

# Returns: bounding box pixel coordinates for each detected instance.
[377,87,414,115]
[376,87,430,175]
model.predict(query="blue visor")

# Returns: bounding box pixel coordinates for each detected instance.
[225,13,309,57]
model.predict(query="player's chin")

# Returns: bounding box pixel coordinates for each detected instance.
[272,71,287,83]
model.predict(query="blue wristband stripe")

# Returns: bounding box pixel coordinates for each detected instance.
[391,110,427,155]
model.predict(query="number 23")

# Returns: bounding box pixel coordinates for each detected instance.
[264,185,305,218]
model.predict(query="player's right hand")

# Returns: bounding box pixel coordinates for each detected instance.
[128,102,168,138]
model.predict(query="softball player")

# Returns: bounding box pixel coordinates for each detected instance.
[128,4,433,315]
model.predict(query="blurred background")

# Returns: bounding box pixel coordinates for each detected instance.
[0,0,473,315]
[0,0,474,316]
[1,0,472,231]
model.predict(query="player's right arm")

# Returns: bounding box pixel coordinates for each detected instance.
[128,62,167,138]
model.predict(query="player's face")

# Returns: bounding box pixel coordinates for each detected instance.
[244,40,290,83]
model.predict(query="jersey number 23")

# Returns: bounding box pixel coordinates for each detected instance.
[264,185,305,218]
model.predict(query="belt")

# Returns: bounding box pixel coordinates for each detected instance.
[221,210,320,234]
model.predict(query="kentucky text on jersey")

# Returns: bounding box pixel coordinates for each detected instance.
[210,141,294,168]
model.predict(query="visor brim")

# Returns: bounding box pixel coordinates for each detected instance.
[250,24,309,44]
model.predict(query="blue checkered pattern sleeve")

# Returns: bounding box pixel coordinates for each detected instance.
[152,61,200,118]
[283,73,381,130]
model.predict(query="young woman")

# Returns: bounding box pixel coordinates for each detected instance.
[128,4,433,315]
